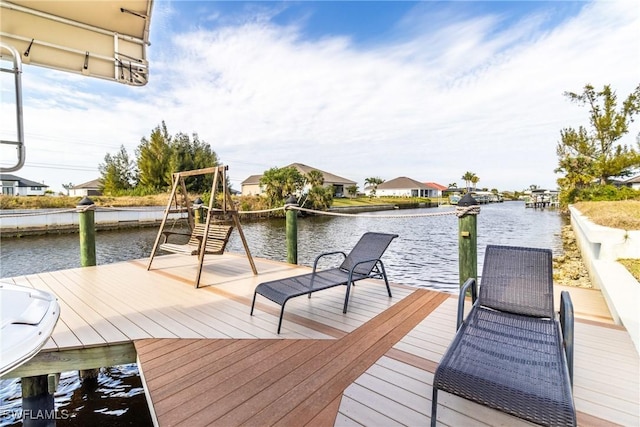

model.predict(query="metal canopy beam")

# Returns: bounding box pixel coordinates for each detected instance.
[0,0,153,86]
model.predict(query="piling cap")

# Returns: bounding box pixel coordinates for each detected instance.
[193,197,204,208]
[77,196,95,206]
[458,193,478,206]
[285,195,298,206]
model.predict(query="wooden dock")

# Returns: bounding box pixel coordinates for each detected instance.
[3,252,638,426]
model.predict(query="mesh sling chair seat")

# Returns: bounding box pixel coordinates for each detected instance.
[431,245,576,427]
[251,232,398,333]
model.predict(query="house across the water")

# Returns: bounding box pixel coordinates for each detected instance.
[241,163,356,197]
[0,174,49,196]
[373,177,445,198]
[69,179,102,197]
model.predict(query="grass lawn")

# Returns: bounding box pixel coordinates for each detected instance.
[573,200,640,230]
[572,201,640,282]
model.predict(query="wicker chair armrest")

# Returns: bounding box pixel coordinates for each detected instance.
[560,290,575,386]
[457,278,477,330]
[313,251,347,272]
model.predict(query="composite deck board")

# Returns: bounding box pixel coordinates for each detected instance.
[135,289,449,426]
[68,266,233,339]
[38,271,132,344]
[339,295,639,427]
[52,269,153,341]
[3,252,637,427]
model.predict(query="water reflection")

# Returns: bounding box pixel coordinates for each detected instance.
[225,202,563,291]
[1,202,564,293]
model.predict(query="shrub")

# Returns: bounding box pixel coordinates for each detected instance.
[561,185,640,205]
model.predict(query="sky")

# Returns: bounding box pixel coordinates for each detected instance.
[1,0,639,194]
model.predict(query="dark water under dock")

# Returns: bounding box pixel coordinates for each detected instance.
[0,201,564,426]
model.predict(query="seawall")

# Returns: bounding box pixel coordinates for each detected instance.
[0,207,185,237]
[569,206,640,353]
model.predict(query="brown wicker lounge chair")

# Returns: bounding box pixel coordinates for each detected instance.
[431,245,576,426]
[251,232,398,333]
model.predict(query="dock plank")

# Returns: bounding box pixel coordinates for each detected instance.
[136,289,448,426]
[23,274,106,348]
[4,252,636,427]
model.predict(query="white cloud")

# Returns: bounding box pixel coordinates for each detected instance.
[3,0,638,193]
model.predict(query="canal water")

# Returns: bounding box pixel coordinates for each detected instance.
[0,201,564,426]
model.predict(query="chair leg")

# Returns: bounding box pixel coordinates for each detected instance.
[430,387,438,427]
[250,292,257,315]
[277,304,286,334]
[343,282,352,313]
[380,262,392,297]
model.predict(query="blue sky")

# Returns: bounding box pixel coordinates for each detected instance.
[1,0,639,194]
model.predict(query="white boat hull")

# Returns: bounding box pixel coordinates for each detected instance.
[0,282,60,377]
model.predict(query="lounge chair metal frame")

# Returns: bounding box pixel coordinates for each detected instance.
[431,245,576,426]
[251,232,398,333]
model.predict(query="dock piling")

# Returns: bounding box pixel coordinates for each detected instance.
[21,375,55,426]
[193,197,205,225]
[457,194,479,289]
[77,197,96,267]
[285,196,298,265]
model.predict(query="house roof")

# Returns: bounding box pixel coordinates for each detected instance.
[241,163,356,186]
[0,174,49,188]
[286,163,356,185]
[377,177,428,190]
[72,179,101,189]
[424,182,447,191]
[241,175,263,185]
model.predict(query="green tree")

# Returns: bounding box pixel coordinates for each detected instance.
[167,132,218,193]
[556,84,640,195]
[260,166,306,207]
[303,184,334,210]
[137,121,172,191]
[365,177,384,196]
[305,169,324,188]
[346,184,359,198]
[99,145,135,195]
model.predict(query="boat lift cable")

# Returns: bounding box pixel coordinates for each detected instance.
[0,42,25,173]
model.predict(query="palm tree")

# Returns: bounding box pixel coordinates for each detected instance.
[461,171,475,192]
[305,170,324,188]
[471,175,480,191]
[364,177,384,196]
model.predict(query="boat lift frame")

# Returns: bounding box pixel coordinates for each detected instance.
[0,42,25,173]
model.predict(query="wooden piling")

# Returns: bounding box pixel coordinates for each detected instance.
[457,194,479,288]
[21,375,55,427]
[193,197,205,225]
[285,197,298,265]
[77,197,96,267]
